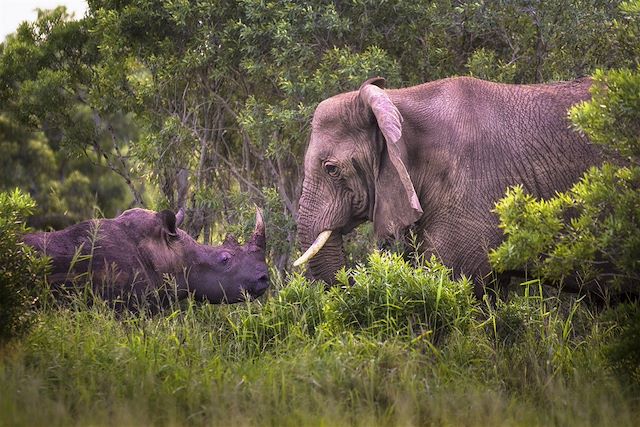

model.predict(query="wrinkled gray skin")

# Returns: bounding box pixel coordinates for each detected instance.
[297,76,604,297]
[24,208,269,309]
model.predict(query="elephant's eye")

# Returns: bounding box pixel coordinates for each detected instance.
[324,162,340,177]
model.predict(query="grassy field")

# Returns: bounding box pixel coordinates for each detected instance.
[1,252,638,426]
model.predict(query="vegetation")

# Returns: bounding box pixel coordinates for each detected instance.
[0,189,47,343]
[0,8,134,228]
[1,0,639,425]
[2,0,638,268]
[1,253,639,426]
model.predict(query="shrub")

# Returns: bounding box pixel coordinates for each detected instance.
[0,189,48,344]
[323,252,475,342]
[210,253,477,358]
[490,165,640,287]
[227,274,327,356]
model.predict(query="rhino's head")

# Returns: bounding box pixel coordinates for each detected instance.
[180,209,270,303]
[121,207,270,304]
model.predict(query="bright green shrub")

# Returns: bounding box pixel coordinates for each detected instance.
[571,68,640,158]
[491,164,640,286]
[323,252,475,341]
[0,189,48,344]
[219,253,477,355]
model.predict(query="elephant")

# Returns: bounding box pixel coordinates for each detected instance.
[295,76,604,297]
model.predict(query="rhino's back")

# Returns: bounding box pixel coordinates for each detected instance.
[23,219,145,286]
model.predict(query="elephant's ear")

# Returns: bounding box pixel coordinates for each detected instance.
[358,78,423,239]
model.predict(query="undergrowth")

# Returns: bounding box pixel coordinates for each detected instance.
[0,251,638,426]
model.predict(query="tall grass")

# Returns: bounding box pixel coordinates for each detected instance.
[1,251,638,426]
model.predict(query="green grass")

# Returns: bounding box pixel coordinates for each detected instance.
[1,252,638,426]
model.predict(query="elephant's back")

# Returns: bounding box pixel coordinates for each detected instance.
[437,77,599,195]
[414,76,602,280]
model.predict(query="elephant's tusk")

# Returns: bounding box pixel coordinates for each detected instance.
[293,230,332,267]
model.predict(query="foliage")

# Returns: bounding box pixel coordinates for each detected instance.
[483,280,594,380]
[0,190,48,344]
[490,67,640,291]
[0,8,133,228]
[570,68,640,159]
[601,302,640,383]
[1,254,638,425]
[207,251,474,355]
[491,165,640,286]
[1,1,638,269]
[325,253,474,341]
[465,48,517,83]
[1,3,640,422]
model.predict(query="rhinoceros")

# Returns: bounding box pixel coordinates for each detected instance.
[23,207,270,309]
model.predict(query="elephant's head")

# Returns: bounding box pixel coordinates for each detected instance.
[295,77,423,284]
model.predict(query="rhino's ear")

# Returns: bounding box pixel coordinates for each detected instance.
[158,210,178,237]
[358,78,423,239]
[175,208,185,228]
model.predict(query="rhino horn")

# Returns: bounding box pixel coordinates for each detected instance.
[250,207,266,250]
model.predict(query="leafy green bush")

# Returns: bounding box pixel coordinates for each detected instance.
[491,164,640,286]
[0,189,48,344]
[571,68,640,158]
[323,252,475,341]
[226,274,327,356]
[215,252,476,356]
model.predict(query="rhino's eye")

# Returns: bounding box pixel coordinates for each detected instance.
[218,252,232,266]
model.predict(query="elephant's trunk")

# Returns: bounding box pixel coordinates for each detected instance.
[299,231,345,284]
[297,208,345,284]
[294,230,332,266]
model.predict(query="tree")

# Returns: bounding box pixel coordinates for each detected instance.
[0,7,137,229]
[0,189,48,344]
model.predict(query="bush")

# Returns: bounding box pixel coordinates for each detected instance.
[0,189,48,344]
[323,252,475,342]
[207,253,476,358]
[490,165,640,287]
[226,274,327,356]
